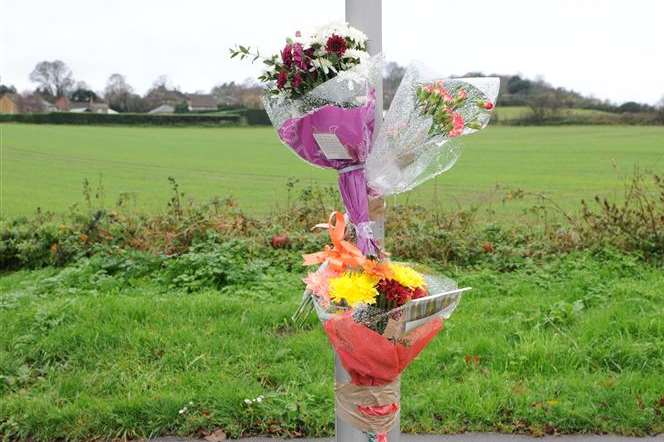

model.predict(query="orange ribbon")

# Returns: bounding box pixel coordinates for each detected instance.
[303,212,366,272]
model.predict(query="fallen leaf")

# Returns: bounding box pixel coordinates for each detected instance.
[204,429,226,442]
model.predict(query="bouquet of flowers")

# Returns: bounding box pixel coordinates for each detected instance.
[366,63,500,196]
[301,211,467,440]
[230,23,371,99]
[231,23,383,256]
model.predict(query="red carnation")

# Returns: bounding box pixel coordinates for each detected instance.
[276,70,288,89]
[412,287,427,300]
[483,101,494,110]
[325,34,347,56]
[377,279,413,307]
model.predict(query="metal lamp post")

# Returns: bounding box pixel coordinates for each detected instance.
[334,2,399,441]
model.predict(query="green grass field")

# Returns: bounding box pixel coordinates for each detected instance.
[1,251,663,440]
[2,124,663,218]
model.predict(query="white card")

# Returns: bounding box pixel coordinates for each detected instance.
[313,133,352,160]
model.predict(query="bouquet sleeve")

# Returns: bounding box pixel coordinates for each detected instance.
[264,55,383,255]
[366,63,500,197]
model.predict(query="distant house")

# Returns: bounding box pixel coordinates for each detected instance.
[148,104,175,114]
[186,94,218,112]
[55,96,111,113]
[0,94,57,113]
[54,96,70,111]
[70,101,110,113]
[0,94,20,114]
[21,95,55,113]
[41,99,58,112]
[144,86,187,110]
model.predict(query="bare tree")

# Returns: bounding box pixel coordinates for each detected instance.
[144,75,185,110]
[151,74,173,90]
[29,60,75,97]
[18,93,46,113]
[526,91,565,122]
[211,82,242,106]
[104,73,134,112]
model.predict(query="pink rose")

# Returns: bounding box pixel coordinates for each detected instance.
[458,89,467,100]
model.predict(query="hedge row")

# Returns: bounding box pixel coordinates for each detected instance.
[0,112,242,126]
[243,108,271,125]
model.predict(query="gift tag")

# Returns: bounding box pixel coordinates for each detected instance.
[313,133,352,160]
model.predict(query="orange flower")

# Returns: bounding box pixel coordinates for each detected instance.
[302,212,366,272]
[362,259,393,280]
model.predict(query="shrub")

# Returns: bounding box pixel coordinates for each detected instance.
[1,172,662,273]
[580,172,664,259]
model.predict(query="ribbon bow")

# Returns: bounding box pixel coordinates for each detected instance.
[303,211,366,272]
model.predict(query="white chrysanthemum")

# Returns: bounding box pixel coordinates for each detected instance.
[310,22,368,46]
[343,48,370,63]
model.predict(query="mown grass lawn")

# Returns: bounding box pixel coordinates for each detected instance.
[1,124,663,218]
[1,251,663,440]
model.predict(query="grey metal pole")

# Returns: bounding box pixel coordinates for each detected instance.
[336,2,400,442]
[345,0,383,114]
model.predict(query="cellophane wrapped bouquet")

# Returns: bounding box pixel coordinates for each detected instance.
[231,22,382,254]
[232,23,500,441]
[301,211,466,440]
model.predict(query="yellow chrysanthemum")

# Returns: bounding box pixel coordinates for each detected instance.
[389,263,426,289]
[328,272,379,307]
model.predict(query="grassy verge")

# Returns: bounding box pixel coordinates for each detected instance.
[1,250,663,440]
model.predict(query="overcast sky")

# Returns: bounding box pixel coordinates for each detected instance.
[1,0,663,105]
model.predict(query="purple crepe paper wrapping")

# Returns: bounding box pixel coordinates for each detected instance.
[277,90,379,256]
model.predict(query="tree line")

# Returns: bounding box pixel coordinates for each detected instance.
[0,60,264,113]
[1,59,663,122]
[383,62,664,122]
